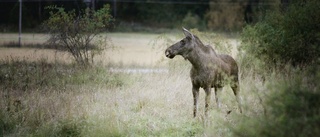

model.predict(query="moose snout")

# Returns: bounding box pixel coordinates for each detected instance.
[165,49,170,57]
[165,49,175,59]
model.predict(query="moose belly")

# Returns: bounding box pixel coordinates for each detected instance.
[191,72,226,88]
[191,73,214,88]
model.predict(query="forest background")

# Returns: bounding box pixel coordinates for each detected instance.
[0,0,284,32]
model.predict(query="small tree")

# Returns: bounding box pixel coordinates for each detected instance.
[43,4,113,66]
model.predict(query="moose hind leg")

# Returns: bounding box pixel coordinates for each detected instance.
[192,86,200,117]
[231,82,242,113]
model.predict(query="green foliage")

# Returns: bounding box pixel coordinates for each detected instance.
[43,5,113,66]
[113,1,209,30]
[237,1,320,133]
[182,12,205,30]
[265,89,320,137]
[240,0,320,66]
[233,66,320,137]
[45,4,112,35]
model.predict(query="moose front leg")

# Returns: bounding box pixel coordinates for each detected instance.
[192,85,199,117]
[204,87,212,117]
[214,87,222,109]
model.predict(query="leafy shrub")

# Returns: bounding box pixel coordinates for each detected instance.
[43,5,113,66]
[233,65,320,137]
[240,0,320,67]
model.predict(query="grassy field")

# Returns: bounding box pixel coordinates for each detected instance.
[0,32,255,137]
[0,32,239,67]
[1,63,255,136]
[2,32,315,136]
[0,33,166,66]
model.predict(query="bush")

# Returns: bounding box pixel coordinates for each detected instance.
[233,65,320,137]
[240,0,320,67]
[43,5,113,67]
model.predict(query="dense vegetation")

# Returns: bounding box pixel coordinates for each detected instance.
[0,0,287,32]
[241,0,320,66]
[236,0,320,136]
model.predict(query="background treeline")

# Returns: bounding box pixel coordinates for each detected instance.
[0,0,289,32]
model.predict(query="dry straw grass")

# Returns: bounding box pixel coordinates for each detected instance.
[0,32,267,136]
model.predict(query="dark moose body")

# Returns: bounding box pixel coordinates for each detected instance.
[165,28,242,117]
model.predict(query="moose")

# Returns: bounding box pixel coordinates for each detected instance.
[165,28,242,117]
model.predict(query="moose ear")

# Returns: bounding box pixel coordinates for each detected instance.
[182,27,195,40]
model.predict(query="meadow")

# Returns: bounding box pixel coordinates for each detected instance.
[1,32,318,137]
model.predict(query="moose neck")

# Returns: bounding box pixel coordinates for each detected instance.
[184,42,219,70]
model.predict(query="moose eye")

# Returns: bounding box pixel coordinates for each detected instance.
[180,40,185,45]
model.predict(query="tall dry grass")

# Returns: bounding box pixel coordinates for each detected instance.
[0,57,265,137]
[2,31,318,137]
[0,32,255,136]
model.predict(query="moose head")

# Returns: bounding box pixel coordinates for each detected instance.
[165,28,196,59]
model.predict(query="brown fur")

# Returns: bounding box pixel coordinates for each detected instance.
[165,28,242,117]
